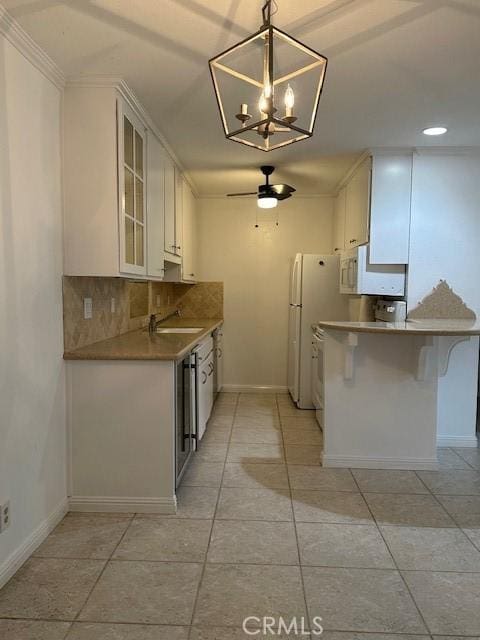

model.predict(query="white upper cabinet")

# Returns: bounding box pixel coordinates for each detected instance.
[345,157,371,250]
[164,160,184,262]
[63,80,198,280]
[164,155,177,258]
[174,167,183,258]
[333,187,346,254]
[118,101,147,276]
[182,179,197,282]
[369,154,412,264]
[63,84,147,277]
[340,153,412,265]
[146,133,166,280]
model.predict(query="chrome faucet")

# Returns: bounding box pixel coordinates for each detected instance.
[148,309,181,334]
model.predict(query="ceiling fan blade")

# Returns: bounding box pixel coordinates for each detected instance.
[271,184,296,199]
[226,192,258,197]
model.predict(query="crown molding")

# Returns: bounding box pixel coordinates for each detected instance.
[0,5,65,89]
[66,75,199,197]
[332,146,480,195]
[333,149,370,195]
[413,146,480,157]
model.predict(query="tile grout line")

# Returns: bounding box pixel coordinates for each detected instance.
[354,473,436,636]
[413,466,480,528]
[279,393,314,635]
[449,445,479,471]
[68,512,137,630]
[186,392,239,639]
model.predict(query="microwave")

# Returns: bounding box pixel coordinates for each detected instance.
[340,245,406,295]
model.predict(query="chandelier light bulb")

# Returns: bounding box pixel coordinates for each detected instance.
[285,84,295,110]
[259,92,268,115]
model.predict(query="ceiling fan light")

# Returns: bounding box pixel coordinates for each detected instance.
[258,196,278,209]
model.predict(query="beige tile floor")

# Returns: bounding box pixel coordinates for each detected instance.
[1,392,480,639]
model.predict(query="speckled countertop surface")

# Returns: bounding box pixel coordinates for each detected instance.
[318,319,480,336]
[64,318,223,361]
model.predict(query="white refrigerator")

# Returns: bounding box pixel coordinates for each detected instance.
[288,254,349,409]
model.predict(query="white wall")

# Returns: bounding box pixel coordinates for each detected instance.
[408,152,480,445]
[0,33,66,582]
[197,197,334,389]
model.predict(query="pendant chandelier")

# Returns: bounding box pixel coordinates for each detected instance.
[209,0,328,152]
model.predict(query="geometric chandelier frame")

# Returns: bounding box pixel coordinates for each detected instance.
[209,0,328,152]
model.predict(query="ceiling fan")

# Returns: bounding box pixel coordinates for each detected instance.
[227,166,296,208]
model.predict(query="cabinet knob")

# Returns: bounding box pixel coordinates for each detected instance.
[188,273,195,277]
[349,239,357,244]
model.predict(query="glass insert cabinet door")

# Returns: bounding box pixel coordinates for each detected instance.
[118,100,147,275]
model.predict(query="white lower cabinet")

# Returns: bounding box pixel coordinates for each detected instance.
[213,327,224,393]
[196,337,214,442]
[67,360,177,513]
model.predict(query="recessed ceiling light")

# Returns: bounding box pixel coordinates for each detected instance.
[423,126,447,136]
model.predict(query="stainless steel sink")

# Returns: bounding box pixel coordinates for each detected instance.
[155,328,203,334]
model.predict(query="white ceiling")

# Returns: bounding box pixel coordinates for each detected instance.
[4,0,480,195]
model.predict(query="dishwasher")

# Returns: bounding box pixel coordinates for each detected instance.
[175,350,196,486]
[195,336,214,442]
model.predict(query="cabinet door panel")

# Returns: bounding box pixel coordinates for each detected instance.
[118,100,146,275]
[345,158,371,249]
[174,167,183,257]
[164,156,176,254]
[333,187,346,253]
[182,179,197,282]
[146,134,165,278]
[369,155,412,264]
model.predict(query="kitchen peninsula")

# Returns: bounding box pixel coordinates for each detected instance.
[318,319,480,470]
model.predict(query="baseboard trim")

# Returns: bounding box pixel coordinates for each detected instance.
[437,434,479,448]
[68,495,177,514]
[322,453,439,471]
[221,385,288,394]
[0,498,68,589]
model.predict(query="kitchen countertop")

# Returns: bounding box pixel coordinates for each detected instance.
[64,318,223,361]
[318,319,480,336]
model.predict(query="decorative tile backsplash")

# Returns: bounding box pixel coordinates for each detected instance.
[63,277,223,352]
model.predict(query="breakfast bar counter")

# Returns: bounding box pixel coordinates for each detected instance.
[318,319,480,336]
[317,320,480,471]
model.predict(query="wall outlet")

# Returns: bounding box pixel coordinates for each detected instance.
[111,297,116,313]
[0,501,10,533]
[83,297,92,320]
